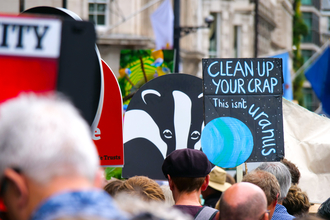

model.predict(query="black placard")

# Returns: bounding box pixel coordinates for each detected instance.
[202,58,284,168]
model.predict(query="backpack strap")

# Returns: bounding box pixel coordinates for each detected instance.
[194,206,219,220]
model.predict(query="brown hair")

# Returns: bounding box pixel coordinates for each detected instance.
[226,173,236,185]
[104,179,124,197]
[171,176,205,193]
[283,185,310,217]
[117,176,165,202]
[281,158,301,185]
[242,170,280,206]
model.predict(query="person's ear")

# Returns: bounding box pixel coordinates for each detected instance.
[274,193,279,207]
[93,167,106,188]
[201,175,210,191]
[167,175,174,191]
[264,212,269,220]
[3,168,28,208]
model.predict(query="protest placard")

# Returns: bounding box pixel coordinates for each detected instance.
[201,58,284,168]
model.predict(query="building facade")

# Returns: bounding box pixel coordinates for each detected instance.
[0,0,294,78]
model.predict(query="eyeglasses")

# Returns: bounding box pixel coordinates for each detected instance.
[259,210,270,220]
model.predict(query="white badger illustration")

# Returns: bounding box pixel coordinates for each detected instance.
[122,74,204,179]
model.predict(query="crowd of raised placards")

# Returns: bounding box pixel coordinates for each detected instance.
[0,93,328,220]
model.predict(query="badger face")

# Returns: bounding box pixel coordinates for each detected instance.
[122,74,204,179]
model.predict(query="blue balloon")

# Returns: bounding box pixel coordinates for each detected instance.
[201,117,253,168]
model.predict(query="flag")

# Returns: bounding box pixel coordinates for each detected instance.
[271,52,293,101]
[150,0,174,50]
[305,46,330,115]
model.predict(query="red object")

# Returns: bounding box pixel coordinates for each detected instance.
[0,55,57,103]
[0,198,6,211]
[93,60,124,166]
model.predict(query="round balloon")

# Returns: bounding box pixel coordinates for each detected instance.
[201,117,253,168]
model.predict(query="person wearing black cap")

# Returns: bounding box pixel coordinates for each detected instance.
[162,148,219,220]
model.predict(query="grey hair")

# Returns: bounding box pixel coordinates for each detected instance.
[0,93,99,184]
[257,162,292,202]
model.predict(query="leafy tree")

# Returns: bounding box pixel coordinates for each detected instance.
[292,0,308,104]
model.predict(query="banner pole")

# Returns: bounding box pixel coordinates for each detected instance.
[236,164,243,183]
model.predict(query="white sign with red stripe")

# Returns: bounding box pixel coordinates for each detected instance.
[0,16,61,58]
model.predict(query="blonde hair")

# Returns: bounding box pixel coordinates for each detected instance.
[117,176,165,202]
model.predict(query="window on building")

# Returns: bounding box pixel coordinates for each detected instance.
[209,13,218,58]
[233,26,241,58]
[302,12,320,46]
[301,0,321,9]
[89,0,108,26]
[302,88,320,111]
[301,49,314,63]
[301,0,312,5]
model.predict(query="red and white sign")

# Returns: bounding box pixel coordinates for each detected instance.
[0,15,61,103]
[0,13,124,167]
[92,60,124,166]
[0,16,61,58]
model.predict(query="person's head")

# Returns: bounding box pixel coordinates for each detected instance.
[282,185,310,217]
[318,197,330,220]
[162,149,212,194]
[160,185,175,206]
[242,170,280,219]
[104,179,124,197]
[281,158,301,185]
[201,166,231,200]
[0,94,99,220]
[117,176,165,202]
[219,182,268,220]
[226,173,236,185]
[257,162,291,202]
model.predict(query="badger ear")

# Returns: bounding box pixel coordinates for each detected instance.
[198,93,203,98]
[141,89,161,104]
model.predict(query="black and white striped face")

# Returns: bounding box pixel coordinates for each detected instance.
[122,74,204,179]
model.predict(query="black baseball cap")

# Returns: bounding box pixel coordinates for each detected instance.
[162,148,212,178]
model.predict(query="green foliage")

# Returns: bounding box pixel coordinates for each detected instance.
[118,77,128,97]
[292,0,308,105]
[104,167,124,180]
[293,71,306,104]
[120,49,152,68]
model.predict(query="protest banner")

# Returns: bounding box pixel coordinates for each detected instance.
[22,6,101,126]
[0,10,124,166]
[122,74,203,179]
[93,60,124,166]
[201,58,284,168]
[21,7,124,166]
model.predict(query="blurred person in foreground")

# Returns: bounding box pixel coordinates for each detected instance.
[115,193,192,220]
[0,94,126,220]
[257,162,294,220]
[218,182,269,220]
[162,149,219,220]
[201,166,231,208]
[242,169,280,219]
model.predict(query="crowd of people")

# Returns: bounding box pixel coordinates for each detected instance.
[0,94,329,220]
